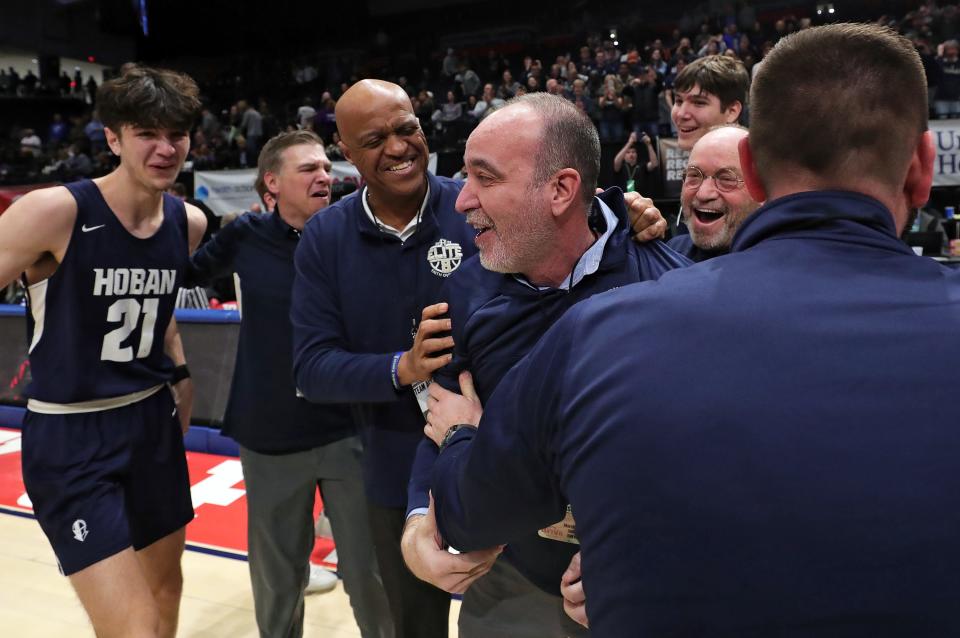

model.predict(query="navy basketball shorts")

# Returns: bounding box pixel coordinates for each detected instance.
[21,388,194,576]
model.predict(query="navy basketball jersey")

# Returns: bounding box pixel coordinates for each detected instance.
[23,180,188,405]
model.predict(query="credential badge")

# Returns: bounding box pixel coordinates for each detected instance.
[427,238,462,277]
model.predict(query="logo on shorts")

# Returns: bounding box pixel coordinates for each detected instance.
[72,519,88,542]
[427,239,462,277]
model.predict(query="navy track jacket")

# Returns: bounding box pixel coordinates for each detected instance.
[291,173,477,507]
[433,191,960,637]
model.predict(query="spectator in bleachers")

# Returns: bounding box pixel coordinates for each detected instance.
[917,39,941,113]
[297,98,316,130]
[722,23,740,52]
[19,128,42,157]
[84,75,98,105]
[577,46,592,72]
[63,143,93,178]
[239,99,264,158]
[936,39,960,118]
[313,93,338,142]
[613,131,659,195]
[325,131,344,160]
[597,84,628,142]
[442,48,459,78]
[6,67,20,95]
[200,106,220,140]
[565,61,588,90]
[58,71,71,97]
[649,49,668,76]
[190,142,216,170]
[81,111,106,156]
[472,83,504,121]
[498,69,522,100]
[545,78,566,98]
[47,113,69,150]
[675,36,696,64]
[615,62,634,89]
[432,90,464,134]
[624,66,662,141]
[22,69,38,95]
[415,89,436,132]
[459,63,482,98]
[569,78,597,122]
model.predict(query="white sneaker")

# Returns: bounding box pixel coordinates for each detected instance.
[305,564,338,595]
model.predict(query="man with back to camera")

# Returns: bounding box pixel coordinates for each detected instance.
[0,65,207,638]
[426,23,960,636]
[187,129,393,638]
[399,92,691,638]
[558,123,762,628]
[289,79,668,638]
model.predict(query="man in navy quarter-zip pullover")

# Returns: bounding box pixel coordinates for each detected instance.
[427,24,960,637]
[291,79,478,638]
[189,130,392,638]
[291,80,669,638]
[400,93,690,638]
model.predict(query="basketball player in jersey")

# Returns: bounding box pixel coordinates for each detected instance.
[0,65,207,637]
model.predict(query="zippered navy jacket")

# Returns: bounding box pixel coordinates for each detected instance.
[433,191,960,637]
[291,173,477,507]
[407,188,691,593]
[188,211,355,454]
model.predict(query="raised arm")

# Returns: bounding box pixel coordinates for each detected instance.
[612,132,636,173]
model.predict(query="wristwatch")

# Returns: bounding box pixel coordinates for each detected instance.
[438,423,478,453]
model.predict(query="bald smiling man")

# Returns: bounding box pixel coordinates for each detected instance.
[291,79,475,638]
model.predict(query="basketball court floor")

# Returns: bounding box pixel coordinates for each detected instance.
[0,425,460,636]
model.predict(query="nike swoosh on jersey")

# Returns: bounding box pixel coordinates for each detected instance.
[81,224,106,233]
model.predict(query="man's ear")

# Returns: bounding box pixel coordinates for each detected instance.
[724,100,743,124]
[263,171,281,201]
[739,136,768,204]
[105,126,122,156]
[551,168,582,217]
[904,130,935,209]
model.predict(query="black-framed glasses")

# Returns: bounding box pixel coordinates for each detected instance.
[682,166,745,192]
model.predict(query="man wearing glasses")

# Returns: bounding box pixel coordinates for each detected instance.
[668,125,760,262]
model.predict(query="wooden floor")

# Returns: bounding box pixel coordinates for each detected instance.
[0,512,460,637]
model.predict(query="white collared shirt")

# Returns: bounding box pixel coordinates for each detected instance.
[362,184,431,243]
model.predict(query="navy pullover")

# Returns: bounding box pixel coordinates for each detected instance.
[188,211,355,454]
[407,188,691,593]
[292,173,477,507]
[433,191,960,636]
[667,232,729,262]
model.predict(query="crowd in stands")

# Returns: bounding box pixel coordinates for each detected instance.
[3,1,960,187]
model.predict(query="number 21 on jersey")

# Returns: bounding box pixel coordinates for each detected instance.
[101,298,159,362]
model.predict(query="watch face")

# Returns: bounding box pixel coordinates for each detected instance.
[439,423,477,451]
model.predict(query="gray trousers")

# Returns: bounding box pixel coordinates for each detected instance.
[459,557,590,638]
[240,437,394,638]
